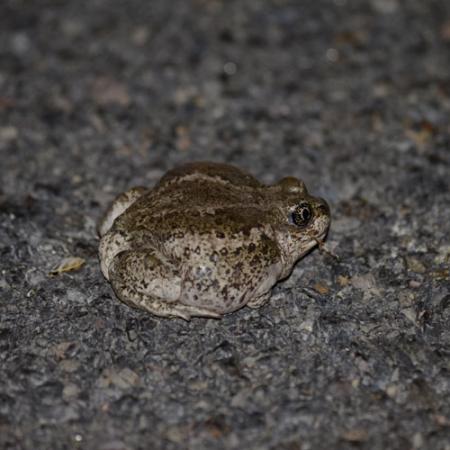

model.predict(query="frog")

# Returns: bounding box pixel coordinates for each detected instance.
[98,161,331,320]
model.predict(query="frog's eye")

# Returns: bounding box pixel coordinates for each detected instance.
[291,202,312,227]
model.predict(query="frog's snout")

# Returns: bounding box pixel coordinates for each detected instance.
[315,197,330,218]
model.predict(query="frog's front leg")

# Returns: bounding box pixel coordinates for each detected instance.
[108,250,221,320]
[247,292,271,309]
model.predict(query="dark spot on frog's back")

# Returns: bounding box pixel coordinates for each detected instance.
[233,262,244,275]
[209,251,219,263]
[250,255,262,267]
[259,234,280,260]
[214,217,224,227]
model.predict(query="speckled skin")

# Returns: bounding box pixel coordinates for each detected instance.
[98,162,331,320]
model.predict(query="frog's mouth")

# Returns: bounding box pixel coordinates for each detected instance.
[315,229,329,243]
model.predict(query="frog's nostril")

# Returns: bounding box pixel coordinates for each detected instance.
[316,198,330,216]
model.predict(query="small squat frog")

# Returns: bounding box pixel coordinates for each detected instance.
[98,162,330,319]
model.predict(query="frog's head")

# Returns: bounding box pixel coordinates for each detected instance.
[273,176,331,261]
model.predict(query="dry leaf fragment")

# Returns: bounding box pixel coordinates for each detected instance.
[49,257,85,276]
[92,77,130,107]
[341,428,369,442]
[313,282,330,295]
[337,275,350,286]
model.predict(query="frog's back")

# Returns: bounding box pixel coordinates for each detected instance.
[156,161,263,190]
[124,162,266,217]
[112,162,279,239]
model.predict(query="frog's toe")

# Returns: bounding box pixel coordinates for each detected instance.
[175,304,222,319]
[167,308,192,321]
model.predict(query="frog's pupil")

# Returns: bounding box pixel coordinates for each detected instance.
[301,208,311,221]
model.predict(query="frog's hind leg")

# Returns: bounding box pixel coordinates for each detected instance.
[108,250,220,320]
[97,186,147,237]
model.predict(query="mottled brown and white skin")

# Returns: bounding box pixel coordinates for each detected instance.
[98,162,331,320]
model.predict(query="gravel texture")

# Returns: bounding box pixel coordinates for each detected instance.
[1,0,449,449]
